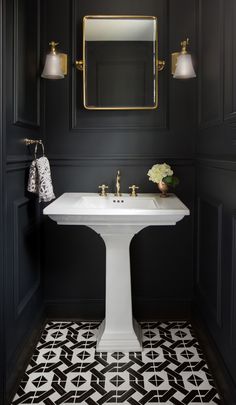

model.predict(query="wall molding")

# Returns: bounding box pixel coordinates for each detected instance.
[230,212,236,347]
[7,154,32,163]
[197,156,236,172]
[197,195,222,327]
[70,125,169,132]
[70,0,168,131]
[198,0,224,128]
[6,154,194,168]
[0,0,5,401]
[48,155,194,167]
[224,0,236,123]
[13,198,40,318]
[13,0,40,128]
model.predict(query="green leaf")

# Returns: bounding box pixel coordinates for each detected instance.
[163,175,179,188]
[163,176,173,185]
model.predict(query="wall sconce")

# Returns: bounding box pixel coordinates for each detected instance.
[41,41,67,80]
[171,38,196,79]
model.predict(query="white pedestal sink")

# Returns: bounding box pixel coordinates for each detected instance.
[44,193,189,352]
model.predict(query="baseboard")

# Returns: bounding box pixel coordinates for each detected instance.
[192,313,236,405]
[45,299,105,320]
[45,298,192,321]
[133,298,192,320]
[6,309,46,404]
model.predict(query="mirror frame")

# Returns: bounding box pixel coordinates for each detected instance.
[82,15,158,110]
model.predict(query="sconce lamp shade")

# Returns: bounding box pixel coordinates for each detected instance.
[41,41,67,79]
[173,53,196,79]
[41,53,64,79]
[172,38,196,79]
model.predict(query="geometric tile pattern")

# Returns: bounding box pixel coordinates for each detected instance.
[12,321,221,404]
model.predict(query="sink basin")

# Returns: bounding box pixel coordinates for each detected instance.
[75,195,159,210]
[44,192,189,352]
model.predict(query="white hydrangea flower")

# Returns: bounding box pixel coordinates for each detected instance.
[147,163,173,184]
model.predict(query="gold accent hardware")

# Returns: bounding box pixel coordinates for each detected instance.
[24,138,45,157]
[171,38,190,75]
[59,53,68,75]
[180,38,190,55]
[129,185,139,197]
[114,170,122,196]
[76,60,84,71]
[157,60,165,71]
[23,138,43,146]
[78,15,159,110]
[171,52,179,75]
[99,184,109,196]
[49,41,59,55]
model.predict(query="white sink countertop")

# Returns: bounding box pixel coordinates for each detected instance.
[43,192,190,228]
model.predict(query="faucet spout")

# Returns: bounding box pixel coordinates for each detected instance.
[115,170,122,196]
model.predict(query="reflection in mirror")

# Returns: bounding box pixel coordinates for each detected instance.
[83,16,157,110]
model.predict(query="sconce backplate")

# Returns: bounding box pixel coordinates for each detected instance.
[171,52,179,75]
[59,53,68,75]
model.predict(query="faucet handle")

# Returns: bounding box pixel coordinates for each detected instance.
[99,184,108,196]
[129,185,139,197]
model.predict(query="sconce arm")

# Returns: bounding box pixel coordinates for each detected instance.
[157,60,165,71]
[76,60,84,71]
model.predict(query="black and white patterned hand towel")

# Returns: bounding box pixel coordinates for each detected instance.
[28,156,55,202]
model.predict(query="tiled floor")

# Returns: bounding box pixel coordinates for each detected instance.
[12,321,221,404]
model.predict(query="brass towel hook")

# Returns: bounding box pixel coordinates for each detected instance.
[23,138,43,146]
[24,138,45,158]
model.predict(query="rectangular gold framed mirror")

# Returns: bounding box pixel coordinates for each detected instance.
[82,16,158,110]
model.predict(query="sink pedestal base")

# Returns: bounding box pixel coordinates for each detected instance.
[97,318,142,352]
[96,232,142,352]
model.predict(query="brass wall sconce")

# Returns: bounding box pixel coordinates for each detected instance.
[171,38,196,79]
[41,41,68,80]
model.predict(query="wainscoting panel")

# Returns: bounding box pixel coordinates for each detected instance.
[198,0,223,127]
[13,197,40,318]
[196,160,236,392]
[71,0,167,131]
[0,0,4,402]
[197,196,222,327]
[224,0,236,123]
[13,0,40,128]
[5,165,43,401]
[231,213,236,347]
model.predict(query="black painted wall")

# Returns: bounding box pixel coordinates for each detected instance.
[195,0,236,400]
[0,0,5,402]
[6,0,236,402]
[1,0,44,401]
[42,0,197,320]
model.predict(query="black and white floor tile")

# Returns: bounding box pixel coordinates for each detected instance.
[12,321,221,404]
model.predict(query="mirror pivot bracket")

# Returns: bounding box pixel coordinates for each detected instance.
[76,60,84,71]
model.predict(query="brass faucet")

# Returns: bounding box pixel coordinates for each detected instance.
[115,170,122,196]
[129,184,139,197]
[99,184,108,196]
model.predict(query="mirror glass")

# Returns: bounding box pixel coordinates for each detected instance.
[83,16,158,110]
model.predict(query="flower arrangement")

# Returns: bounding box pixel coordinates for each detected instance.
[147,163,179,187]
